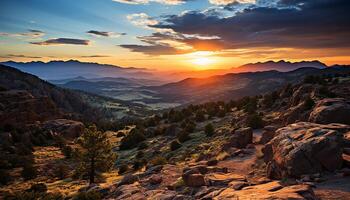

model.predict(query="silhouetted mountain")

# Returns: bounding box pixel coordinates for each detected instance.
[231,60,327,73]
[1,60,155,80]
[148,66,350,104]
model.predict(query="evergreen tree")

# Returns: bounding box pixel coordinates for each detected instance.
[75,125,116,184]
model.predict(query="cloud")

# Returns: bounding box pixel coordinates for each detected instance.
[151,0,350,51]
[31,38,90,45]
[87,30,126,37]
[80,55,111,58]
[0,54,42,59]
[127,13,158,27]
[209,0,256,5]
[113,0,189,5]
[0,29,45,38]
[119,44,188,55]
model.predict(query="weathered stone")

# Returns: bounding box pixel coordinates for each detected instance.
[149,174,162,185]
[309,98,350,125]
[259,125,278,144]
[42,119,84,138]
[228,181,249,190]
[215,181,317,200]
[118,174,138,186]
[229,127,253,148]
[263,122,348,179]
[183,173,206,187]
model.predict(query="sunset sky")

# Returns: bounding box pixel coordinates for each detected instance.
[0,0,349,71]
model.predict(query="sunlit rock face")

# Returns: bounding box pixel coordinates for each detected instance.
[263,122,350,179]
[309,98,350,125]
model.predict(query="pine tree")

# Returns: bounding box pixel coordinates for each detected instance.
[75,125,116,184]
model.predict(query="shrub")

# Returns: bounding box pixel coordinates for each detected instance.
[170,140,181,151]
[21,163,37,180]
[137,142,148,150]
[30,183,47,193]
[119,128,146,150]
[150,156,167,166]
[54,164,70,180]
[177,131,191,143]
[62,145,73,159]
[247,113,264,129]
[136,151,144,159]
[0,169,11,185]
[304,97,315,110]
[195,111,205,122]
[73,191,101,200]
[205,123,214,137]
[118,164,129,175]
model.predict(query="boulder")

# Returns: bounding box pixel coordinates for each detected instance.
[309,98,350,125]
[229,127,253,148]
[41,119,84,138]
[259,125,278,144]
[263,122,349,179]
[182,169,206,187]
[118,174,139,186]
[215,181,317,200]
[149,174,162,185]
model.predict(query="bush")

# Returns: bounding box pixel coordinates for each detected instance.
[137,142,148,150]
[119,128,146,150]
[170,140,181,151]
[62,145,73,159]
[304,97,315,110]
[150,156,167,166]
[73,191,101,200]
[247,113,264,129]
[0,169,11,185]
[177,131,191,143]
[54,164,70,180]
[30,183,47,193]
[205,123,214,137]
[118,164,129,175]
[21,163,37,180]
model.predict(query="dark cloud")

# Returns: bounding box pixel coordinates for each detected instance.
[0,54,42,59]
[119,44,188,55]
[150,0,350,51]
[87,30,126,37]
[80,55,111,58]
[31,38,90,45]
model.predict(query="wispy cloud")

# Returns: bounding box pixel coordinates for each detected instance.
[79,55,111,58]
[113,0,189,5]
[87,30,126,38]
[0,54,42,59]
[209,0,255,5]
[0,29,45,39]
[31,38,90,45]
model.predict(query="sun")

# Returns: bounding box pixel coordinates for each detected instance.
[188,51,216,69]
[192,57,213,66]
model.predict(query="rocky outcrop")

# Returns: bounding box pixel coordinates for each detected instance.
[263,122,349,179]
[259,125,278,144]
[0,90,61,128]
[215,181,317,200]
[41,119,84,138]
[309,98,350,125]
[228,127,253,149]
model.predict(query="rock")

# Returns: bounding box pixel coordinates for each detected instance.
[182,170,206,187]
[118,174,138,186]
[309,98,350,125]
[343,154,350,168]
[343,148,350,155]
[42,119,84,138]
[109,182,145,199]
[206,173,246,186]
[228,181,249,190]
[215,181,317,200]
[259,125,278,144]
[149,174,162,185]
[0,90,61,128]
[263,122,348,179]
[207,159,218,166]
[290,85,314,106]
[183,165,208,175]
[229,127,253,148]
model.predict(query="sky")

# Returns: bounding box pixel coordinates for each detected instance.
[0,0,349,71]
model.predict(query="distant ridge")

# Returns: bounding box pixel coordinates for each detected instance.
[1,60,154,80]
[232,60,327,73]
